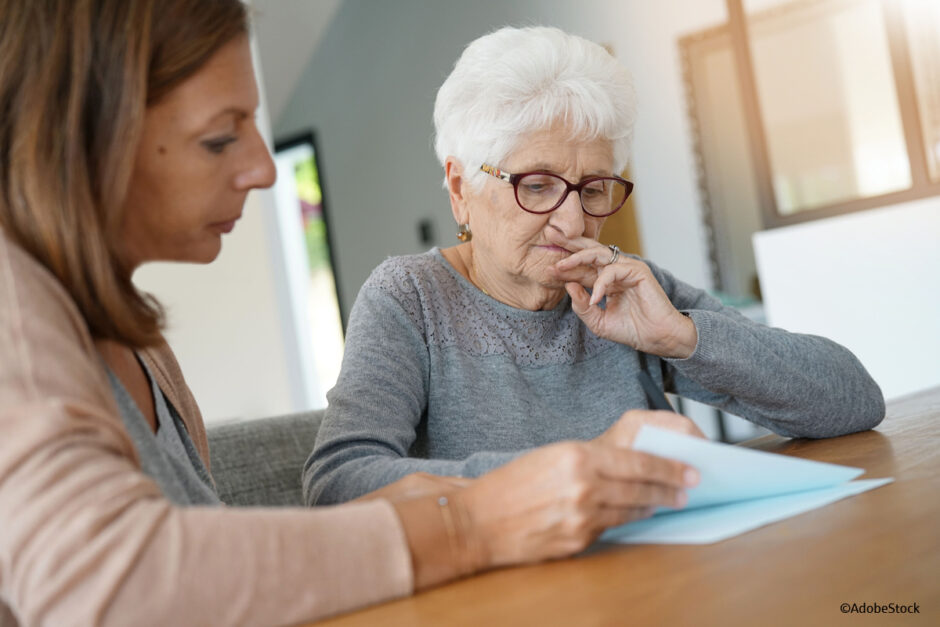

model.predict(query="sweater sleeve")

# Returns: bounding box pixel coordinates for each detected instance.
[643,258,885,438]
[304,278,522,506]
[0,237,413,626]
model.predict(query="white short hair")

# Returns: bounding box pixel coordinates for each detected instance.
[433,26,637,191]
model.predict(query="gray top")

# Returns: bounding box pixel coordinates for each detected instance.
[106,358,220,506]
[304,248,884,505]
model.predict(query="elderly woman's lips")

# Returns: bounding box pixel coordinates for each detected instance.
[539,245,571,254]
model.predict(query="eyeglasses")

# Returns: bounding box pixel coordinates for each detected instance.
[480,163,634,217]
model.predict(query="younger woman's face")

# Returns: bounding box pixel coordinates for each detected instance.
[119,35,276,268]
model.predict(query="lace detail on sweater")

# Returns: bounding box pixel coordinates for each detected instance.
[366,250,613,366]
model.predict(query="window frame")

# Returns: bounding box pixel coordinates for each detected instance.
[724,0,940,229]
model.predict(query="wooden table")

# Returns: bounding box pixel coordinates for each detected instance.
[317,387,940,626]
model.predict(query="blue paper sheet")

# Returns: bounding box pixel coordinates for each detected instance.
[600,426,893,544]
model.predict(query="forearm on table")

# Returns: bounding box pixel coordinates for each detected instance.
[107,503,413,625]
[667,309,885,437]
[304,450,525,505]
[1,435,413,626]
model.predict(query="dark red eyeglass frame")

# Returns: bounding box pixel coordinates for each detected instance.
[480,163,634,217]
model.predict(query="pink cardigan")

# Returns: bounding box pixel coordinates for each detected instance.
[0,230,413,626]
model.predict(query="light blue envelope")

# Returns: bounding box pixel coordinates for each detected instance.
[600,426,893,544]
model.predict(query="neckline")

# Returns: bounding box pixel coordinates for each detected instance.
[429,247,572,319]
[104,353,172,436]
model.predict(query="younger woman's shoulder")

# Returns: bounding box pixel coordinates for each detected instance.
[0,230,92,348]
[0,230,113,410]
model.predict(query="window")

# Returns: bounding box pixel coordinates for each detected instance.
[273,132,345,408]
[749,0,910,214]
[681,0,940,299]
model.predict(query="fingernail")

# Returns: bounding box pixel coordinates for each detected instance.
[684,468,699,486]
[674,491,688,508]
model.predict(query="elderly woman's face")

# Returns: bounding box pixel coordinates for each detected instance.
[466,126,613,299]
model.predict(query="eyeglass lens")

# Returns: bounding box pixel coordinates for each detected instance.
[516,173,628,216]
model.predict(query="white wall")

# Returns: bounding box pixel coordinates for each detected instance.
[135,199,297,423]
[754,197,940,401]
[274,0,727,318]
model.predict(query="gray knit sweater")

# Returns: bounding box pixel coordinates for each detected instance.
[303,248,884,505]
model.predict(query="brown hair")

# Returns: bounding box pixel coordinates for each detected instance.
[0,0,248,347]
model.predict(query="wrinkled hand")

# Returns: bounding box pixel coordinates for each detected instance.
[459,440,699,568]
[595,409,706,449]
[548,231,697,359]
[355,472,471,503]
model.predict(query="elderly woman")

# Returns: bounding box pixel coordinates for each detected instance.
[0,6,700,625]
[304,25,885,506]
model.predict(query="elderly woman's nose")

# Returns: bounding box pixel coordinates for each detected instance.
[549,191,586,237]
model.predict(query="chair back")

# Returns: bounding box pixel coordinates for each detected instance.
[207,410,323,507]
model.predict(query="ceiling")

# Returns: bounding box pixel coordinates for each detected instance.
[252,0,344,123]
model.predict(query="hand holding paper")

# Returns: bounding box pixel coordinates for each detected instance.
[601,426,892,544]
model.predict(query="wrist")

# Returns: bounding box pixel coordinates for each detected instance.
[393,496,458,590]
[392,490,489,592]
[449,491,491,574]
[664,311,697,359]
